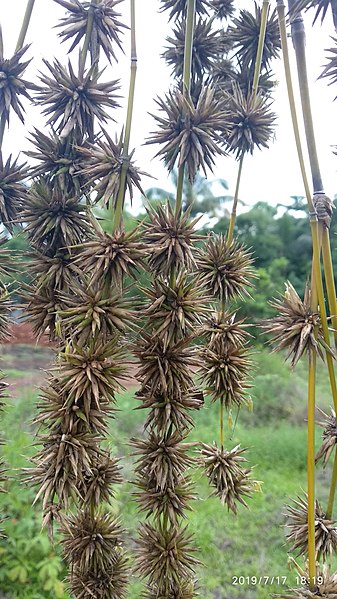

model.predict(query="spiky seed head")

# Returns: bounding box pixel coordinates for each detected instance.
[200,310,252,349]
[163,18,225,81]
[134,332,199,397]
[0,33,37,125]
[68,550,129,599]
[200,442,257,513]
[135,387,204,434]
[211,59,237,93]
[211,0,235,20]
[196,234,255,303]
[315,408,337,467]
[56,338,128,409]
[236,66,276,97]
[134,523,199,589]
[59,285,137,345]
[27,248,83,292]
[74,226,147,288]
[320,39,337,97]
[160,0,210,20]
[143,202,200,276]
[142,580,198,599]
[54,0,127,64]
[263,282,327,367]
[199,338,253,407]
[228,4,281,70]
[146,86,226,182]
[21,179,92,252]
[274,565,337,597]
[131,431,195,491]
[289,0,337,30]
[142,271,210,348]
[78,129,148,209]
[222,85,276,158]
[26,128,87,195]
[284,494,337,560]
[0,289,12,343]
[20,283,62,341]
[36,59,120,140]
[24,429,101,511]
[134,475,195,525]
[79,453,122,507]
[0,153,28,232]
[61,509,125,573]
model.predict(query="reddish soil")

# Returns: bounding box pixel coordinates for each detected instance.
[4,323,54,347]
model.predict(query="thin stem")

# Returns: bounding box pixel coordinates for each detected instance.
[220,397,224,449]
[79,0,98,77]
[175,0,195,216]
[113,0,137,232]
[288,0,323,193]
[0,114,6,150]
[326,448,337,519]
[322,227,337,349]
[307,348,316,590]
[227,155,244,244]
[252,0,270,98]
[15,0,35,53]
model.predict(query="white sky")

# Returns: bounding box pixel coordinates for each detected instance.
[1,0,337,213]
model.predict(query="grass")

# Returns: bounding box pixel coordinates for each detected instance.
[0,346,337,598]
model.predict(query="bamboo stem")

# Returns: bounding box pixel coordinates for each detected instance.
[326,448,337,519]
[113,0,137,232]
[322,227,337,349]
[227,155,244,244]
[220,397,224,449]
[287,0,323,193]
[79,0,98,77]
[307,348,316,590]
[0,114,6,150]
[227,0,269,241]
[175,0,195,216]
[15,0,35,53]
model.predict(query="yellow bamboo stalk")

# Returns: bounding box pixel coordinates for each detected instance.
[307,348,316,589]
[322,227,337,349]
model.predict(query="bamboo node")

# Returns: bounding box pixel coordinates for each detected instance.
[313,193,333,228]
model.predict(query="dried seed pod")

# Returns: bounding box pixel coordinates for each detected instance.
[284,495,337,560]
[320,38,337,93]
[160,0,210,21]
[54,0,127,64]
[61,509,125,573]
[78,129,149,209]
[199,338,252,407]
[222,85,276,158]
[131,431,195,491]
[146,86,226,182]
[315,408,337,467]
[0,31,37,124]
[263,282,328,367]
[274,565,337,597]
[142,580,198,599]
[134,332,199,397]
[134,523,200,589]
[143,202,200,276]
[142,271,210,347]
[196,234,255,303]
[135,387,204,434]
[36,59,120,140]
[163,18,225,81]
[27,248,83,292]
[228,4,281,70]
[74,226,147,287]
[20,283,63,341]
[21,179,92,251]
[200,442,257,513]
[78,453,122,507]
[68,550,129,599]
[134,475,195,525]
[0,154,28,232]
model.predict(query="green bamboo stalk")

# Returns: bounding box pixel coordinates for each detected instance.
[113,0,137,232]
[15,0,36,53]
[175,0,195,216]
[307,348,316,589]
[227,0,270,243]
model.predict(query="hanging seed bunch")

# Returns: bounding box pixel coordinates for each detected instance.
[263,282,327,368]
[160,0,211,21]
[315,408,337,467]
[284,495,337,560]
[18,3,152,597]
[132,210,208,594]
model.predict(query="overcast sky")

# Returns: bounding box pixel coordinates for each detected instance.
[1,0,336,213]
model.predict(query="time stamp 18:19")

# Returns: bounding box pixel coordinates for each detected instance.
[232,576,323,586]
